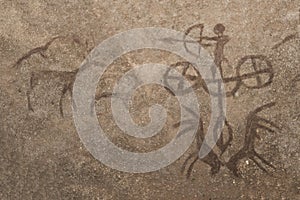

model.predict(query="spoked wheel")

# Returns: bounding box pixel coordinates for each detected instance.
[163,61,238,97]
[163,61,207,95]
[236,55,274,89]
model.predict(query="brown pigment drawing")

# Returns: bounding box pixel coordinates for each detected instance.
[12,25,283,179]
[12,36,63,68]
[174,105,233,178]
[177,102,279,178]
[27,69,121,117]
[164,23,274,97]
[13,35,107,117]
[226,102,280,177]
[272,9,299,49]
[272,33,298,49]
[27,69,78,117]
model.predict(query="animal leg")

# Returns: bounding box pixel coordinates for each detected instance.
[186,157,198,178]
[59,85,69,117]
[181,152,197,173]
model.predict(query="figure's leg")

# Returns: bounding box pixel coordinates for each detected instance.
[201,151,221,175]
[249,156,268,173]
[226,150,246,177]
[256,116,280,129]
[256,123,276,133]
[69,86,77,112]
[212,117,231,155]
[186,157,198,178]
[181,152,197,173]
[220,120,233,155]
[254,151,276,169]
[252,102,275,114]
[59,85,69,117]
[27,73,35,111]
[26,90,33,111]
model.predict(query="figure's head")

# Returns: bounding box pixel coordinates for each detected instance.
[214,24,225,35]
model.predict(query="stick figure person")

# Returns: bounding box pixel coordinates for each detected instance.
[201,24,230,78]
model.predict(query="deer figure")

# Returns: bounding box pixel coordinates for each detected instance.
[226,102,279,177]
[175,106,233,178]
[27,69,79,117]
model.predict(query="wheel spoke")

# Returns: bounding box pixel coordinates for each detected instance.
[251,58,262,86]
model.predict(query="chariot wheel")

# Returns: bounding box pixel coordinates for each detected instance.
[163,61,207,95]
[236,55,274,89]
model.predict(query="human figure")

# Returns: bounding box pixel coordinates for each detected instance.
[201,24,230,78]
